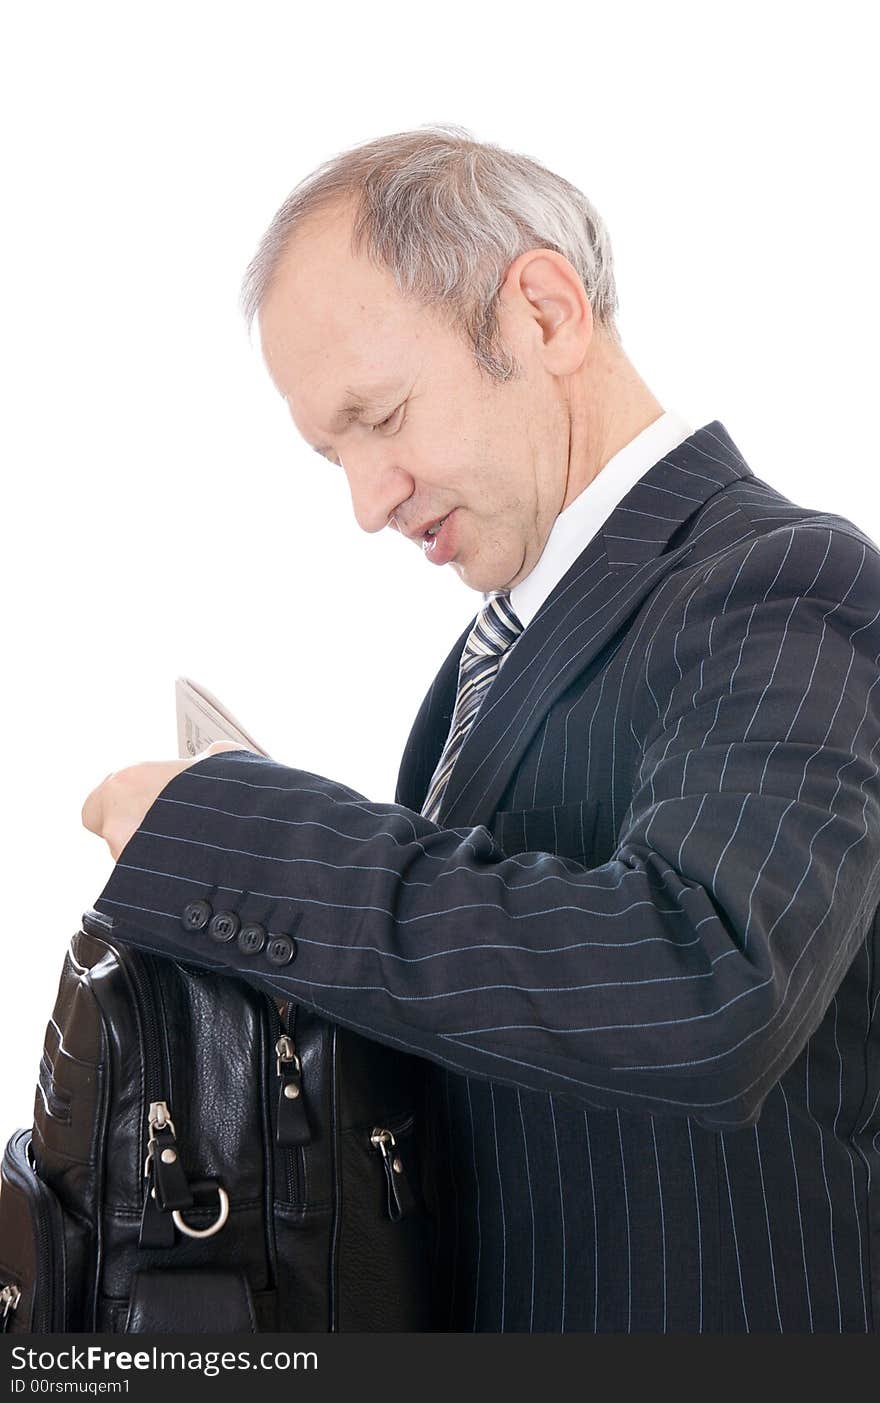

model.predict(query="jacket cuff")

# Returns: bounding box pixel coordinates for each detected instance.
[89,748,304,985]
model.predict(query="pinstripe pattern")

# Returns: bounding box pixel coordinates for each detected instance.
[93,420,880,1331]
[422,591,523,825]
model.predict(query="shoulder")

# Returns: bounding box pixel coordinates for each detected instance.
[695,516,880,611]
[639,516,880,696]
[656,471,880,619]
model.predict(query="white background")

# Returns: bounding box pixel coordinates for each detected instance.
[1,0,877,1131]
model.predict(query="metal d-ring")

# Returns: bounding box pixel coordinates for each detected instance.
[172,1183,230,1240]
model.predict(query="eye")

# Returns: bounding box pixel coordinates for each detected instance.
[371,403,405,434]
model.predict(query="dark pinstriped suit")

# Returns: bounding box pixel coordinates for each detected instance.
[94,420,880,1331]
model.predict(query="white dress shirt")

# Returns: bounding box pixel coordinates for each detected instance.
[491,409,694,630]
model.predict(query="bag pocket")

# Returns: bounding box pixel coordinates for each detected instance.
[124,1268,258,1333]
[335,1110,436,1330]
[0,1130,68,1333]
[365,1112,421,1222]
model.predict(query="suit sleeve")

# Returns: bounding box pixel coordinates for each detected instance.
[91,524,880,1130]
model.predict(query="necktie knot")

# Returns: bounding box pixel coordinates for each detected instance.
[461,591,523,666]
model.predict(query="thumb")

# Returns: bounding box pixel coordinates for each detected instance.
[202,740,253,756]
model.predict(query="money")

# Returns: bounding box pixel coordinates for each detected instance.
[175,675,271,760]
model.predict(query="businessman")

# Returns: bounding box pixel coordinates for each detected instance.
[83,126,880,1332]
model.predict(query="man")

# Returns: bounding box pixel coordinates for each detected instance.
[83,126,880,1332]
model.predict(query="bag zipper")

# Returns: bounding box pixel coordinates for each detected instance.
[369,1113,417,1221]
[2,1132,66,1332]
[265,996,307,1204]
[113,947,195,1243]
[78,914,223,1249]
[116,947,172,1113]
[25,1137,66,1331]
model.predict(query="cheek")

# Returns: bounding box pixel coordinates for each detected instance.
[431,393,539,525]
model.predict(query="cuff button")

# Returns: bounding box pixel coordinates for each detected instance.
[208,910,241,943]
[181,899,213,932]
[266,934,296,967]
[237,923,267,955]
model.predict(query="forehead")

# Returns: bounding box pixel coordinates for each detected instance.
[258,205,429,421]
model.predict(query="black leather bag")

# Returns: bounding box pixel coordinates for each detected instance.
[0,907,438,1333]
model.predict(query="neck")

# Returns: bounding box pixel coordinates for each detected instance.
[559,333,665,513]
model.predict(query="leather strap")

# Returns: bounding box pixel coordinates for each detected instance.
[124,1268,257,1334]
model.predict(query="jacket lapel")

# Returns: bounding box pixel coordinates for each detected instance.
[396,420,754,827]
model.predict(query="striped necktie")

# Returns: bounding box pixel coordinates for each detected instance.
[421,590,524,824]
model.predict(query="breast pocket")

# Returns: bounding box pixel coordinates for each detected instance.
[492,798,601,866]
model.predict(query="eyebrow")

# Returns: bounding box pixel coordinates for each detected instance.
[310,380,401,456]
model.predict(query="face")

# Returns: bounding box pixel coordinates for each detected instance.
[258,199,586,594]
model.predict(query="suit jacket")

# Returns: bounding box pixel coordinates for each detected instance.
[93,420,880,1331]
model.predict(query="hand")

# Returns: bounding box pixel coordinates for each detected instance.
[82,740,252,862]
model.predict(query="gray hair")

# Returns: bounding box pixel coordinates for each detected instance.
[240,122,621,381]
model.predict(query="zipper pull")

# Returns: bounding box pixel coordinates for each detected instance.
[146,1101,193,1211]
[1,1283,20,1333]
[370,1127,416,1222]
[139,1100,192,1248]
[276,1036,311,1146]
[138,1175,176,1249]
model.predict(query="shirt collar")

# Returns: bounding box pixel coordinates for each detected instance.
[494,408,694,630]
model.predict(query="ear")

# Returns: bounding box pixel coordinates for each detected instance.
[499,248,593,375]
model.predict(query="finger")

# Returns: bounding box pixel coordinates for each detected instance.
[81,782,105,833]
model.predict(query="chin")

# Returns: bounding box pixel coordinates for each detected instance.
[451,527,527,589]
[453,541,524,595]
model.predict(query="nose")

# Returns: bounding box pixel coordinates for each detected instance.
[341,449,414,534]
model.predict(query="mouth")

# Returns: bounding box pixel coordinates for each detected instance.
[419,508,458,566]
[396,512,454,543]
[422,514,450,541]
